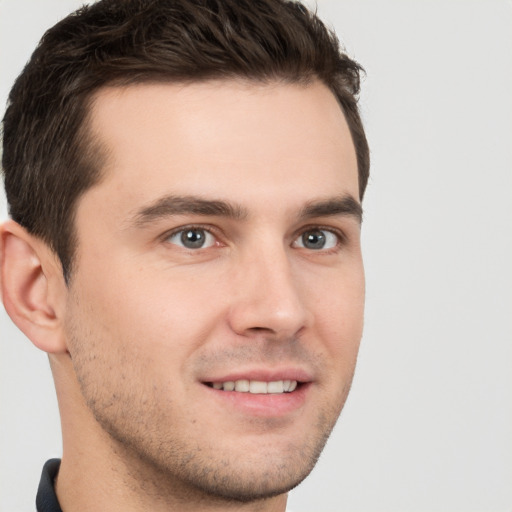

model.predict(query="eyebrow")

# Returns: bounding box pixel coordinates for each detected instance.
[131,195,248,227]
[130,193,362,228]
[299,195,363,224]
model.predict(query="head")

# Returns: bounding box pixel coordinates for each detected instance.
[1,0,369,508]
[2,0,369,282]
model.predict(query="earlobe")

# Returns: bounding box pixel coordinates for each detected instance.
[0,220,68,354]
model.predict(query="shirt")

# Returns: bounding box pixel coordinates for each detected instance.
[36,459,63,512]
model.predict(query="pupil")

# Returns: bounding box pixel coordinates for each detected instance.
[303,230,326,249]
[181,229,205,248]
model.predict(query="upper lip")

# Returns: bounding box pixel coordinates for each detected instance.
[201,367,314,383]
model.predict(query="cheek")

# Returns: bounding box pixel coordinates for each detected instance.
[70,261,226,364]
[306,263,365,359]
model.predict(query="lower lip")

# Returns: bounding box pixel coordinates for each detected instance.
[203,383,311,417]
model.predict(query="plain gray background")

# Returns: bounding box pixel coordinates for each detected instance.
[1,1,511,511]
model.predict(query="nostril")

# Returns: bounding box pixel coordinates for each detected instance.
[247,326,274,333]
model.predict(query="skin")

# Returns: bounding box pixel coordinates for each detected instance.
[0,79,364,512]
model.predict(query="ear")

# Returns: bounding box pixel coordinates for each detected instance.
[0,220,68,354]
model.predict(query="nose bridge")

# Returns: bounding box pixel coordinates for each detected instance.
[228,239,311,338]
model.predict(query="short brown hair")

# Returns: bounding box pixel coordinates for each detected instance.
[2,0,369,281]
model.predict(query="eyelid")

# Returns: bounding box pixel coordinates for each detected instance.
[158,222,348,250]
[294,224,347,243]
[291,225,349,255]
[160,224,223,245]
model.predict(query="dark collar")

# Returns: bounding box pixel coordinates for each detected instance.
[36,459,63,512]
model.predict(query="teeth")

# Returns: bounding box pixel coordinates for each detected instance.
[249,381,267,394]
[235,379,250,392]
[223,381,235,391]
[267,381,284,393]
[211,379,298,394]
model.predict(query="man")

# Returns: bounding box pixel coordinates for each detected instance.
[0,0,369,510]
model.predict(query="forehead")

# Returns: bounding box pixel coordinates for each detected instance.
[83,79,358,216]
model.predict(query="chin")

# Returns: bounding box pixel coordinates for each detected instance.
[174,451,318,504]
[164,427,331,503]
[110,421,329,505]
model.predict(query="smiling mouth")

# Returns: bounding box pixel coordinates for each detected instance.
[205,379,299,394]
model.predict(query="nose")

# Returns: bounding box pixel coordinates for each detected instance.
[227,246,312,340]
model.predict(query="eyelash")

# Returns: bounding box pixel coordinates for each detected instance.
[162,224,347,252]
[162,224,221,248]
[293,224,347,254]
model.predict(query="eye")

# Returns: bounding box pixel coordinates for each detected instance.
[166,228,216,249]
[294,228,339,251]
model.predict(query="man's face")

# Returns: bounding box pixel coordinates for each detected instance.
[64,80,364,501]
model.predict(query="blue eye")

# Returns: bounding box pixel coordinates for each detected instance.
[294,229,339,250]
[167,228,216,249]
